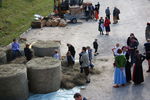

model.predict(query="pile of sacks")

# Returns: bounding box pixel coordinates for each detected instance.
[44,18,67,27]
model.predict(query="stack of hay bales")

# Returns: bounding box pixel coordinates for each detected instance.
[27,57,61,93]
[32,40,60,57]
[45,18,67,27]
[0,64,29,100]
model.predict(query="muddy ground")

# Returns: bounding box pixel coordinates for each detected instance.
[22,0,150,99]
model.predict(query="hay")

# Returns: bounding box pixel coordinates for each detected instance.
[61,62,101,89]
[10,57,27,64]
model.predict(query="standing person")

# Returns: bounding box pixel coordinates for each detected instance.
[67,43,76,58]
[93,39,98,55]
[113,49,127,88]
[113,7,120,24]
[104,17,111,35]
[85,5,90,21]
[80,47,90,83]
[11,38,21,59]
[122,46,131,83]
[145,22,150,40]
[97,2,100,11]
[132,50,145,85]
[53,49,60,60]
[127,33,138,47]
[66,51,75,67]
[87,46,94,68]
[144,39,150,72]
[94,9,99,21]
[112,43,121,56]
[74,93,87,100]
[105,7,111,19]
[127,33,139,65]
[98,17,104,35]
[24,44,33,61]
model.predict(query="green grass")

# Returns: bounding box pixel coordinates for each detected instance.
[0,0,53,46]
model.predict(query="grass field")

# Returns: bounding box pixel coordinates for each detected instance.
[0,0,53,46]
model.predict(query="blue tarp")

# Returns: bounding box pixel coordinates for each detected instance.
[28,87,81,100]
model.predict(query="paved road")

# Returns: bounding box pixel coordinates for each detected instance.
[22,0,150,99]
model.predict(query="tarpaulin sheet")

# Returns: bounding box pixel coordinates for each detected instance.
[28,87,81,100]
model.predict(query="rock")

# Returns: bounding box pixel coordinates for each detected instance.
[32,40,60,57]
[0,64,29,100]
[51,18,60,27]
[58,19,67,27]
[26,57,61,94]
[46,19,52,27]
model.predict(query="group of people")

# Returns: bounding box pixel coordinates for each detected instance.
[112,33,150,88]
[11,39,33,61]
[98,7,120,35]
[84,2,100,21]
[65,39,99,83]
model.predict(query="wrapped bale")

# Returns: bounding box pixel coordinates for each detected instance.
[27,57,61,93]
[0,64,29,100]
[0,49,7,64]
[58,19,67,27]
[32,40,60,57]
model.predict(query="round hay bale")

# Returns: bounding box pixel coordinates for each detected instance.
[27,57,61,93]
[0,50,7,65]
[58,19,67,27]
[0,64,29,100]
[32,40,60,57]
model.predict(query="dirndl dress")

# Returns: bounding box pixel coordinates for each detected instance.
[114,67,126,84]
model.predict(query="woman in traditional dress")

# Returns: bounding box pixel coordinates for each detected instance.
[122,46,131,83]
[113,49,127,88]
[132,50,145,85]
[104,17,111,35]
[98,17,104,35]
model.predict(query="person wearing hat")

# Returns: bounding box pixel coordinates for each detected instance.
[144,39,150,72]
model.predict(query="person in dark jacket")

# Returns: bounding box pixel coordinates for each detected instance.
[127,33,139,65]
[145,22,150,40]
[132,50,145,85]
[105,7,111,19]
[66,51,75,66]
[24,44,33,61]
[113,7,120,24]
[67,43,76,58]
[144,39,150,72]
[93,39,98,55]
[122,46,131,83]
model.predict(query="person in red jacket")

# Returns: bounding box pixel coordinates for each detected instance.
[104,17,111,35]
